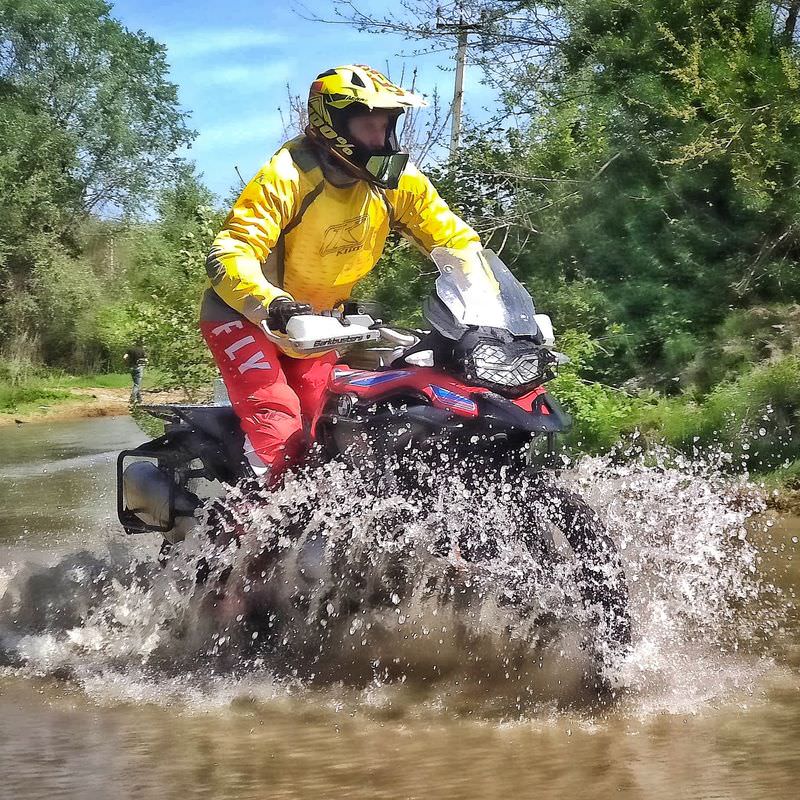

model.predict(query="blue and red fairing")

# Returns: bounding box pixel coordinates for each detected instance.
[318,366,570,434]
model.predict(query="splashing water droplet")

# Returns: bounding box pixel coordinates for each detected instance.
[0,446,784,719]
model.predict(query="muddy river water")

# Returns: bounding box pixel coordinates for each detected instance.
[0,416,798,799]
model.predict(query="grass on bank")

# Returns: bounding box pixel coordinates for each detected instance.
[0,382,72,412]
[62,372,132,389]
[553,351,800,488]
[0,368,165,416]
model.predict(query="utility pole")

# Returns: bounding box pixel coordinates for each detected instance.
[450,26,468,159]
[436,6,481,159]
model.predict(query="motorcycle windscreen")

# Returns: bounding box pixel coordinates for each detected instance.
[430,247,539,336]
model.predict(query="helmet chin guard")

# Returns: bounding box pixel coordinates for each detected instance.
[363,152,410,189]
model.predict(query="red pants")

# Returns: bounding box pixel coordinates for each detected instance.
[201,318,336,479]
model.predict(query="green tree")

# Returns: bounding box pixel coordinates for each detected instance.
[436,1,800,390]
[129,170,221,398]
[0,0,192,221]
[0,0,194,369]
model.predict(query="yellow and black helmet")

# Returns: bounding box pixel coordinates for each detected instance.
[306,64,427,189]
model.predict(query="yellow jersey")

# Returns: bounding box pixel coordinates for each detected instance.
[205,136,480,323]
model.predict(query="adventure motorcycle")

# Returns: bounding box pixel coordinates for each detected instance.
[117,247,631,657]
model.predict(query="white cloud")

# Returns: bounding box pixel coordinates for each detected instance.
[191,114,286,150]
[166,28,288,60]
[197,62,293,88]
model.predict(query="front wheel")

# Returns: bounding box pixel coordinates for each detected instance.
[523,471,631,665]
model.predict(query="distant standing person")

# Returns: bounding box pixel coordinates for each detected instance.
[123,341,148,404]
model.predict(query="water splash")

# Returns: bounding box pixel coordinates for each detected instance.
[565,451,777,714]
[0,450,783,718]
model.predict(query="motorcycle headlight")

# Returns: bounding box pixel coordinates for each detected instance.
[467,340,554,393]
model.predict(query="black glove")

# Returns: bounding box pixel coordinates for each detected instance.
[267,297,313,333]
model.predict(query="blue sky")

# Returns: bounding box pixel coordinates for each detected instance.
[111,0,499,201]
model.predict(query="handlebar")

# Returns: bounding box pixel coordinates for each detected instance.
[377,328,418,347]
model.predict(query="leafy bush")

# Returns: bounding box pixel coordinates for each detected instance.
[129,179,221,399]
[548,330,644,453]
[0,336,43,386]
[79,302,137,373]
[684,305,800,392]
[632,354,800,471]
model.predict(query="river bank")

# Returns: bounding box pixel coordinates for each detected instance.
[0,386,188,427]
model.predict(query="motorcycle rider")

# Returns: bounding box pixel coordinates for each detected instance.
[202,64,480,481]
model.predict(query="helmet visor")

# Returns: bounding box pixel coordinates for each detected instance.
[365,152,409,189]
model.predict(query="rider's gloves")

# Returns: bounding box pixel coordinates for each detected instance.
[267,297,313,333]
